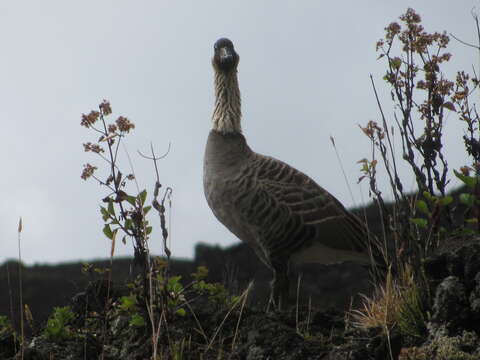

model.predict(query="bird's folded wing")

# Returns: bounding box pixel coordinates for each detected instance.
[239,155,372,258]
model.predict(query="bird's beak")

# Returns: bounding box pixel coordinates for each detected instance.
[216,46,236,70]
[219,47,234,62]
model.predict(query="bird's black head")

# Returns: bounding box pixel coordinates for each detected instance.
[213,38,239,73]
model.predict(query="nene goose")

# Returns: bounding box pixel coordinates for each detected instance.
[204,38,382,309]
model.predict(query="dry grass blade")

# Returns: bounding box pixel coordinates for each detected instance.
[17,217,24,359]
[350,270,401,331]
[205,283,252,354]
[231,281,253,352]
[184,301,208,344]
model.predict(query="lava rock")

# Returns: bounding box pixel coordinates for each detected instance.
[430,276,469,333]
[469,272,480,328]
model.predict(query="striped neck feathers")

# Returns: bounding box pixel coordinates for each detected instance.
[212,69,242,134]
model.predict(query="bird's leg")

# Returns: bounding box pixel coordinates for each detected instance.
[269,264,289,311]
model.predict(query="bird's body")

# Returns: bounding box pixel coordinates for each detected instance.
[204,38,381,308]
[204,131,372,267]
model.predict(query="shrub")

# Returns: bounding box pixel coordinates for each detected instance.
[44,306,75,341]
[355,7,480,343]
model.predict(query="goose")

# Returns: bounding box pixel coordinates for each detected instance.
[203,38,383,309]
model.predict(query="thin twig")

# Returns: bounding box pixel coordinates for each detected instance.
[330,136,357,207]
[450,33,479,49]
[138,142,171,162]
[17,217,24,360]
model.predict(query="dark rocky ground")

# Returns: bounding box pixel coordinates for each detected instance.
[0,186,477,359]
[0,241,371,335]
[1,237,480,359]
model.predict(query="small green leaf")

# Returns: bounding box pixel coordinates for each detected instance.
[230,296,240,305]
[129,314,145,328]
[176,308,186,317]
[192,266,209,280]
[410,218,428,228]
[461,228,477,235]
[44,306,75,340]
[100,207,109,221]
[454,170,478,189]
[156,273,164,284]
[107,200,115,216]
[119,295,137,311]
[460,193,475,207]
[139,190,147,206]
[415,200,430,215]
[423,191,435,202]
[193,280,206,291]
[439,196,453,206]
[390,57,401,69]
[170,284,182,293]
[103,224,113,239]
[167,276,183,293]
[169,275,182,283]
[126,196,137,206]
[124,219,132,230]
[143,205,152,215]
[146,226,153,235]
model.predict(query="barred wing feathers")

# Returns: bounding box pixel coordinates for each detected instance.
[233,154,373,265]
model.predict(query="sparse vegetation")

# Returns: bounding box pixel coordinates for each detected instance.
[2,7,480,360]
[352,6,480,358]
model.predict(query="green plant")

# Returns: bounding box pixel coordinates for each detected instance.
[351,270,402,331]
[44,306,75,341]
[191,266,240,307]
[397,276,429,342]
[454,169,480,231]
[149,265,240,317]
[81,101,153,278]
[360,9,453,265]
[81,100,173,358]
[354,8,480,354]
[350,265,429,347]
[118,294,146,328]
[359,7,480,275]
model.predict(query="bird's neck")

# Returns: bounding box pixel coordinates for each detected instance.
[212,70,242,134]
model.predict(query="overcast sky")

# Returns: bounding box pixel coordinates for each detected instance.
[1,1,478,264]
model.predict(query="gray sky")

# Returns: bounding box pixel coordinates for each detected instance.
[1,1,478,264]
